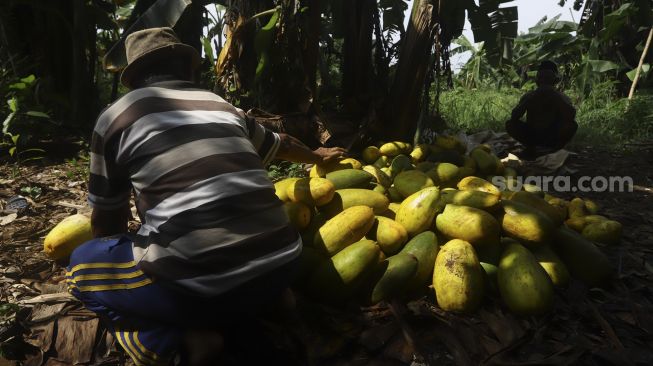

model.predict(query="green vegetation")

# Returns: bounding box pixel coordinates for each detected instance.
[267,161,307,182]
[20,186,42,199]
[64,154,91,181]
[439,0,653,148]
[439,88,521,133]
[574,87,653,145]
[439,83,653,146]
[0,0,650,160]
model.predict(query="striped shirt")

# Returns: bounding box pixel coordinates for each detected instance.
[88,80,301,297]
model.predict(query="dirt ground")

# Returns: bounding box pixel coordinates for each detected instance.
[1,144,652,366]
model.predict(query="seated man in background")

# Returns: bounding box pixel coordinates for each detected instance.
[67,27,345,366]
[506,60,578,158]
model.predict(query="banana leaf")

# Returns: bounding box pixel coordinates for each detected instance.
[627,64,650,81]
[467,1,518,67]
[103,0,192,72]
[599,3,636,41]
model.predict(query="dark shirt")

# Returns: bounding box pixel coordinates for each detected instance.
[511,85,576,131]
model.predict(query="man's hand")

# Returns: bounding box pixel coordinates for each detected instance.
[314,147,348,163]
[276,133,348,164]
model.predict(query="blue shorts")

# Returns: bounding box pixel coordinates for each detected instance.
[66,236,181,365]
[66,236,298,366]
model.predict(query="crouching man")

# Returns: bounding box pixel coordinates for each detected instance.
[66,28,345,365]
[506,60,578,159]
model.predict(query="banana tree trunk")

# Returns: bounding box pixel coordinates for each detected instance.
[382,0,436,141]
[72,0,94,127]
[174,2,204,55]
[304,0,320,99]
[341,0,375,116]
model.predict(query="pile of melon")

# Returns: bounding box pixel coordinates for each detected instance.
[276,137,622,315]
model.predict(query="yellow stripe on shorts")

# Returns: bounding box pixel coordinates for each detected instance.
[66,270,146,284]
[77,278,153,292]
[124,331,159,365]
[67,261,136,276]
[132,331,163,362]
[114,329,148,366]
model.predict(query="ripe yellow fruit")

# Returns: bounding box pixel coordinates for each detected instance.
[379,141,411,156]
[470,148,498,175]
[435,204,501,247]
[433,239,484,313]
[457,176,501,196]
[369,216,408,255]
[532,245,570,287]
[438,189,500,211]
[286,177,336,207]
[314,206,376,256]
[584,199,600,215]
[309,239,381,302]
[409,144,430,163]
[362,165,392,188]
[435,135,466,154]
[381,202,401,220]
[395,187,440,237]
[498,242,554,315]
[425,163,460,188]
[565,215,607,232]
[510,191,566,225]
[283,201,313,230]
[362,146,381,164]
[310,158,363,177]
[394,170,434,198]
[274,177,301,202]
[319,188,389,217]
[340,158,363,170]
[581,220,622,245]
[43,214,93,260]
[567,197,588,218]
[501,200,555,247]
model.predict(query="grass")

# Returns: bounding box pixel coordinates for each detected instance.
[437,82,653,147]
[63,154,90,181]
[438,87,521,133]
[573,84,653,146]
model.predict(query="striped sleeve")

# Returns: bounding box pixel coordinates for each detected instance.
[242,113,280,166]
[88,128,131,210]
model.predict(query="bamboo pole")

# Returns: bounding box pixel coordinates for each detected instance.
[628,27,653,100]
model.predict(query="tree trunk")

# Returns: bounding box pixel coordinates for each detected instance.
[382,1,435,141]
[174,2,204,54]
[125,0,157,30]
[341,0,375,116]
[303,0,321,99]
[72,0,93,127]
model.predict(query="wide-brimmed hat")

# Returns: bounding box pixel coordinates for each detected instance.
[121,27,201,88]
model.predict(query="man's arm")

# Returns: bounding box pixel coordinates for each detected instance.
[510,92,532,122]
[557,91,577,122]
[91,204,131,238]
[275,133,347,164]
